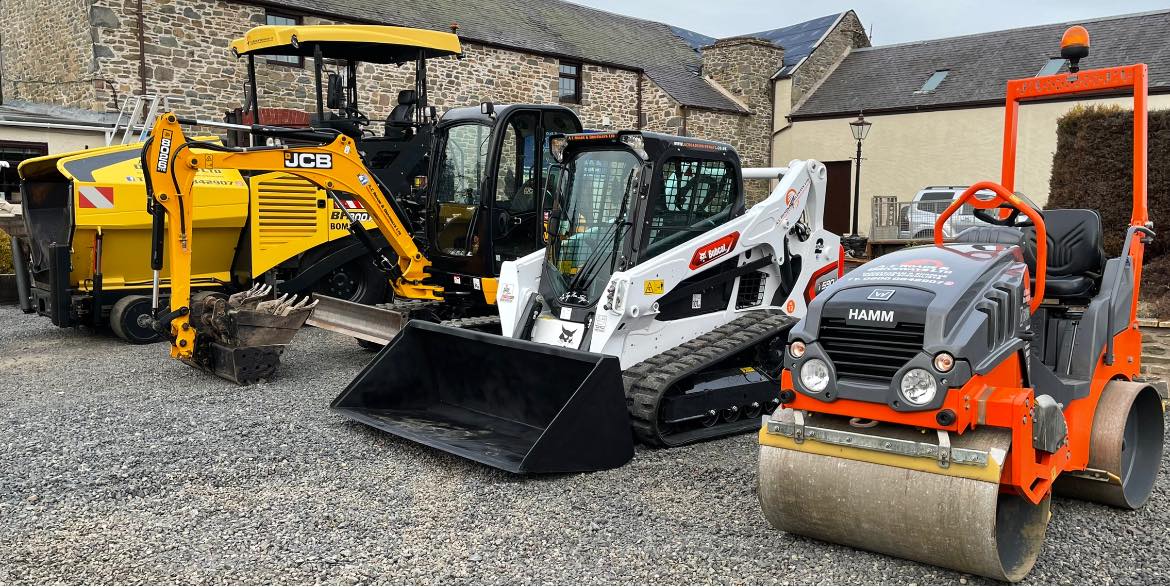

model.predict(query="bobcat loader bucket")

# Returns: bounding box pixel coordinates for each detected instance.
[331,320,634,473]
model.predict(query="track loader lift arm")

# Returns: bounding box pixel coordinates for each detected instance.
[141,113,440,374]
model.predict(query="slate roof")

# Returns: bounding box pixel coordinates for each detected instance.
[249,0,748,113]
[673,13,849,78]
[744,12,847,77]
[791,9,1170,119]
[669,25,715,51]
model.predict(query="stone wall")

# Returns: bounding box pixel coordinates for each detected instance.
[790,10,869,106]
[3,0,795,207]
[640,76,683,135]
[695,37,784,204]
[1,0,98,108]
[9,0,640,131]
[1140,322,1170,389]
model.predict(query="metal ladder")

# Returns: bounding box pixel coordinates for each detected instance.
[107,95,169,145]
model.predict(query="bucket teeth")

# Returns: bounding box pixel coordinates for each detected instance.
[279,296,318,317]
[254,293,291,314]
[227,283,272,308]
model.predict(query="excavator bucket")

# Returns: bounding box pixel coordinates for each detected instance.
[186,286,317,384]
[331,320,634,473]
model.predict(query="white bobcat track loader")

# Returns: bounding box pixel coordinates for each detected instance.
[331,131,840,473]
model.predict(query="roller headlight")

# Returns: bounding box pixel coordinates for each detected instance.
[900,368,938,406]
[799,358,830,393]
[933,352,955,373]
[789,340,806,359]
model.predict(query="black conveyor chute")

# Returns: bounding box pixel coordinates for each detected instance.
[331,321,634,474]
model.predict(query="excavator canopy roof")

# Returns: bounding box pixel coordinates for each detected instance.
[229,25,462,64]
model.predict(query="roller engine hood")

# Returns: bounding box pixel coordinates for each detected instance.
[787,243,1032,411]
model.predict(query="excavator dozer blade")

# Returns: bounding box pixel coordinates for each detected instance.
[305,294,405,345]
[758,409,1049,582]
[331,320,634,474]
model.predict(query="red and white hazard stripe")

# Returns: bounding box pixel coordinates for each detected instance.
[78,186,115,209]
[340,198,364,210]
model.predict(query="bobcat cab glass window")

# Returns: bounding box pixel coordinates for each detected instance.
[434,123,490,256]
[493,111,542,262]
[545,148,641,306]
[644,157,735,260]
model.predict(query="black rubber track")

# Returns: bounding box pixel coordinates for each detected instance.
[624,311,796,447]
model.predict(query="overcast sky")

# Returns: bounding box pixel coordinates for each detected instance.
[566,0,1167,45]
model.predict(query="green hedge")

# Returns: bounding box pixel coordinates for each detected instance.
[0,229,12,274]
[1048,105,1170,314]
[1048,104,1169,257]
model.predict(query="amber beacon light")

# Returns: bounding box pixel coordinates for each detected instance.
[1061,25,1090,72]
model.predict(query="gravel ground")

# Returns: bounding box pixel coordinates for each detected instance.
[1,304,1168,585]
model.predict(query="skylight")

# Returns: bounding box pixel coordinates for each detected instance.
[1037,58,1066,76]
[916,70,950,94]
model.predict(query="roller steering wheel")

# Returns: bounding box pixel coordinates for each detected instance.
[934,181,1048,312]
[970,190,1040,227]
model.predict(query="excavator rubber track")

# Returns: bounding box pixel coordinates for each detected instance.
[625,311,795,447]
[377,299,502,330]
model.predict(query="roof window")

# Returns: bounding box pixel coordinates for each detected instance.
[915,69,949,94]
[1036,58,1065,76]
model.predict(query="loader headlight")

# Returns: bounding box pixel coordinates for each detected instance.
[900,368,938,406]
[550,136,568,163]
[799,359,830,393]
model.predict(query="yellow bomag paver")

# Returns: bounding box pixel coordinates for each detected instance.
[15,140,379,344]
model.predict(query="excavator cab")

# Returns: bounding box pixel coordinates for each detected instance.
[422,104,583,309]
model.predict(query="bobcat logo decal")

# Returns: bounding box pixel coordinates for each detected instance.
[559,326,577,343]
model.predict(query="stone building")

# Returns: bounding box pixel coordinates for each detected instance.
[0,0,867,201]
[771,9,1170,236]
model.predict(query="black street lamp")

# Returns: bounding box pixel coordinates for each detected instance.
[848,112,872,237]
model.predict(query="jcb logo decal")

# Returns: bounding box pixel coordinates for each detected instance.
[155,130,174,173]
[284,153,333,169]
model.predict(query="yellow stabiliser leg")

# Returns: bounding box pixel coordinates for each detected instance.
[758,410,1050,582]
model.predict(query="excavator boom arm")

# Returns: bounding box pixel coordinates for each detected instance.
[141,113,440,357]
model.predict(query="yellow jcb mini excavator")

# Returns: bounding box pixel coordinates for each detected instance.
[758,26,1164,581]
[140,113,440,382]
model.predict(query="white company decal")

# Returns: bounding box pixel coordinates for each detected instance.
[284,153,333,169]
[847,308,894,323]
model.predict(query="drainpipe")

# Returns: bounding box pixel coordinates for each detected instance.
[136,0,147,96]
[636,71,645,129]
[767,77,776,167]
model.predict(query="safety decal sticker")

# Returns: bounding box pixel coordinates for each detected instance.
[643,279,664,295]
[499,283,515,304]
[78,186,115,209]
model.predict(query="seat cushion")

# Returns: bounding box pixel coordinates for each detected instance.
[1044,274,1096,298]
